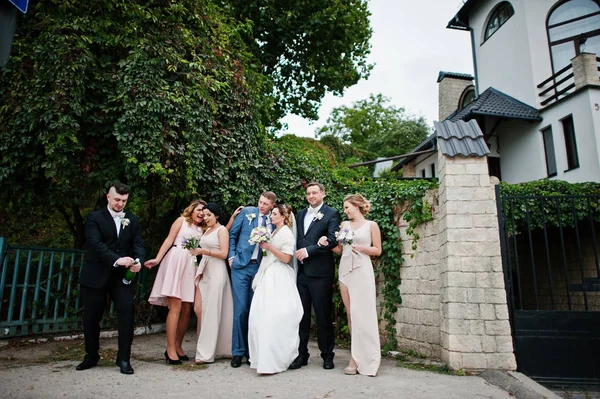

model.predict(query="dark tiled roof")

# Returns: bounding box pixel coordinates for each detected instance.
[447,0,480,30]
[437,71,474,83]
[394,87,540,170]
[448,87,542,122]
[435,120,490,158]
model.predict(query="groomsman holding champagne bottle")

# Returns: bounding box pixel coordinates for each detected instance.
[76,183,145,375]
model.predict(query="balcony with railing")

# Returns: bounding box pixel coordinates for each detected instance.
[537,53,600,107]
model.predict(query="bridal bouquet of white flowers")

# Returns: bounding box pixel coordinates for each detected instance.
[248,226,271,256]
[182,235,201,266]
[335,227,355,246]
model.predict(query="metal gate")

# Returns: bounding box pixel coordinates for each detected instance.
[496,187,600,384]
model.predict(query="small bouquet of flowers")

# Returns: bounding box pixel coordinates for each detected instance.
[335,227,355,246]
[182,235,201,266]
[248,226,271,256]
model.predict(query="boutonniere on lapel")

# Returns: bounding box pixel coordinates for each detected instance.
[121,218,130,229]
[246,213,256,225]
[314,212,324,221]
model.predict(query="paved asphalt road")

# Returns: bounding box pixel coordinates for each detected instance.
[0,330,559,399]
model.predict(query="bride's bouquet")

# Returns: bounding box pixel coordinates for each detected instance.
[182,235,201,266]
[335,227,355,246]
[248,226,271,256]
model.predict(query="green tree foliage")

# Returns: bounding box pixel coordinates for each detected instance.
[0,0,268,246]
[226,0,373,120]
[317,93,430,159]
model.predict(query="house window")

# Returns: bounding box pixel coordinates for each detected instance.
[430,163,436,178]
[459,86,476,110]
[561,115,579,170]
[421,169,426,178]
[484,2,515,42]
[547,0,600,73]
[542,126,558,177]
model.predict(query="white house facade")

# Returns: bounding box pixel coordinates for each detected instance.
[399,0,600,184]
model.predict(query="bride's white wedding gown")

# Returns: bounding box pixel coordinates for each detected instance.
[248,225,302,374]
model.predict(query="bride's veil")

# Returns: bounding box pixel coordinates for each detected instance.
[290,211,298,276]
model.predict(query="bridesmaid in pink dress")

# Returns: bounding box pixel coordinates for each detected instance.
[321,194,382,376]
[145,200,207,364]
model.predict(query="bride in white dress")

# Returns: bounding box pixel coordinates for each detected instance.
[248,204,302,374]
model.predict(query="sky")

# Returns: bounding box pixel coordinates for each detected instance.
[279,0,475,138]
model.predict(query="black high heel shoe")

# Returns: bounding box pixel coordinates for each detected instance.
[178,354,190,361]
[164,351,182,365]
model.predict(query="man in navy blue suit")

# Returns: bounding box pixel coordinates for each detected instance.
[228,191,276,367]
[290,182,340,370]
[76,183,145,375]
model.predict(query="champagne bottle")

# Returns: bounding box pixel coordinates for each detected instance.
[122,258,140,285]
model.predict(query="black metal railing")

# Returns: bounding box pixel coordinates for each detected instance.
[537,64,575,106]
[497,193,600,312]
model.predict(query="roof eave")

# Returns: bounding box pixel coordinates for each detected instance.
[469,110,543,121]
[447,0,479,30]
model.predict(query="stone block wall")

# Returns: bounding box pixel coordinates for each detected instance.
[386,150,517,371]
[395,190,442,357]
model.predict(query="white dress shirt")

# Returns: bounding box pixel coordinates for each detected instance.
[303,203,323,235]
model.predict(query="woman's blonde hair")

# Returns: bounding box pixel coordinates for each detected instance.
[182,200,208,225]
[275,204,294,227]
[344,194,371,215]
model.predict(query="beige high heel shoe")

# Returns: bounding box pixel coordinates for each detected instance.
[344,366,358,375]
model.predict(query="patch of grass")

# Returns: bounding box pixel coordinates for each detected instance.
[393,351,467,376]
[36,343,117,367]
[396,359,466,376]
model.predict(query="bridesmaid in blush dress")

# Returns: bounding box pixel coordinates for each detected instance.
[146,200,206,364]
[193,203,234,364]
[320,194,382,376]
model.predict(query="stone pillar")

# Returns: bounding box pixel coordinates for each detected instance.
[437,149,516,370]
[572,52,600,89]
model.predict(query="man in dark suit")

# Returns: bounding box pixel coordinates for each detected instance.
[291,182,341,370]
[76,183,145,375]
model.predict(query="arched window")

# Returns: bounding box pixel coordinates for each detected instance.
[484,2,515,42]
[547,0,600,72]
[458,86,476,110]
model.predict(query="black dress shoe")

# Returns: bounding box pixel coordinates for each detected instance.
[323,358,335,370]
[76,357,98,371]
[231,355,242,368]
[289,354,309,370]
[118,360,134,375]
[178,354,190,361]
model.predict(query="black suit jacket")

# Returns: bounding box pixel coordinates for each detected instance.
[80,208,145,289]
[296,204,341,278]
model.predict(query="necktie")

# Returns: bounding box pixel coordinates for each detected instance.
[114,212,125,219]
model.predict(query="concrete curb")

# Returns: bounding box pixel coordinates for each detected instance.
[480,369,561,399]
[0,323,166,348]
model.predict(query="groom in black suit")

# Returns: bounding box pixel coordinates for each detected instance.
[291,182,341,370]
[76,183,145,375]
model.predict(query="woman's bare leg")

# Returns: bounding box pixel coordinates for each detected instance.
[166,297,182,360]
[175,302,192,356]
[193,286,202,336]
[340,282,357,368]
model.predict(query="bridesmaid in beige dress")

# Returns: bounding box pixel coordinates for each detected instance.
[321,194,382,376]
[145,200,206,364]
[193,203,234,363]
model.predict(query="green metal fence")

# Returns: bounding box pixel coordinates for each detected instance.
[0,237,153,339]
